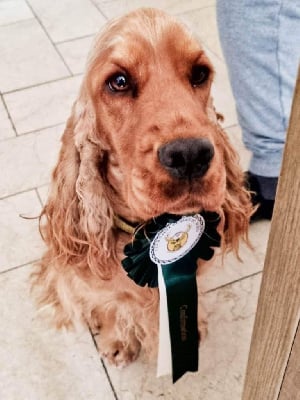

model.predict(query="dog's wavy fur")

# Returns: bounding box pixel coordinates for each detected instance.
[32,8,253,367]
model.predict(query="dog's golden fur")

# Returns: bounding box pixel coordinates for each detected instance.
[32,8,253,367]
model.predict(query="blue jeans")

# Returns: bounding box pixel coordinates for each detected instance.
[217,0,300,180]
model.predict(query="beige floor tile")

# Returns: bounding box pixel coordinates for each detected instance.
[208,49,238,128]
[57,36,94,75]
[180,6,223,60]
[0,19,69,93]
[4,76,81,134]
[248,220,271,265]
[198,193,270,292]
[27,0,106,43]
[36,185,50,205]
[0,191,44,272]
[0,97,15,140]
[200,243,262,293]
[93,0,215,19]
[93,0,153,18]
[0,0,33,26]
[226,125,252,171]
[167,0,216,14]
[0,265,115,400]
[105,274,261,400]
[0,125,62,198]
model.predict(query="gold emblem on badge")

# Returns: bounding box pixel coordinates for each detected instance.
[166,224,191,252]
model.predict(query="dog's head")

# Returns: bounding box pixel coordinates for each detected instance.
[43,9,253,276]
[82,8,226,219]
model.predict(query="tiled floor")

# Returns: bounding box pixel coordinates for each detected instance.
[0,1,271,399]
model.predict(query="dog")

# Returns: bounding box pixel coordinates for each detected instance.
[32,8,253,369]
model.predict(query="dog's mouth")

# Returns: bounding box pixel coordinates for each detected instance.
[127,172,223,222]
[159,177,206,199]
[160,184,210,215]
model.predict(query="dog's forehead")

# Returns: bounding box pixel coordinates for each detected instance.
[94,9,203,66]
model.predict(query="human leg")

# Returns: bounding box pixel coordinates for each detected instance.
[216,0,300,211]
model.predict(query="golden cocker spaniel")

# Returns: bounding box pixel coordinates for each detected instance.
[33,8,253,368]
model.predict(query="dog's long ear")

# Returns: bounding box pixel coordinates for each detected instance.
[217,126,254,254]
[40,90,116,279]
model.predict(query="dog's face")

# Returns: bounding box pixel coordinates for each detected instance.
[84,9,226,221]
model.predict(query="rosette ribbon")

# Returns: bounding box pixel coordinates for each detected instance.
[121,211,221,382]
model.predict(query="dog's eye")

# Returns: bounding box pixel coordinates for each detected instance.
[190,65,210,87]
[107,73,130,92]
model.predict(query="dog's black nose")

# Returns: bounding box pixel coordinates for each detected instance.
[158,138,214,179]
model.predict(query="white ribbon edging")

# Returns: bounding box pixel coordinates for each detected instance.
[156,262,172,377]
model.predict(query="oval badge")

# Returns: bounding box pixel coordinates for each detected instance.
[149,214,205,265]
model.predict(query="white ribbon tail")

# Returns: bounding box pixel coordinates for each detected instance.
[156,263,172,377]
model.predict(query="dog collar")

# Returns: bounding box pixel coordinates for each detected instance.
[113,215,138,235]
[121,211,221,382]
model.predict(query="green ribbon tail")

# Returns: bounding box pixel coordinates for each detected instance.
[162,253,199,383]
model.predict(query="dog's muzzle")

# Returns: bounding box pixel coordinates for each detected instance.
[158,138,214,180]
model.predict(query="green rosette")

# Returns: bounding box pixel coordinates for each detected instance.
[122,211,221,288]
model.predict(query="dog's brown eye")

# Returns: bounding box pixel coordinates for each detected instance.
[107,73,130,92]
[191,65,210,87]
